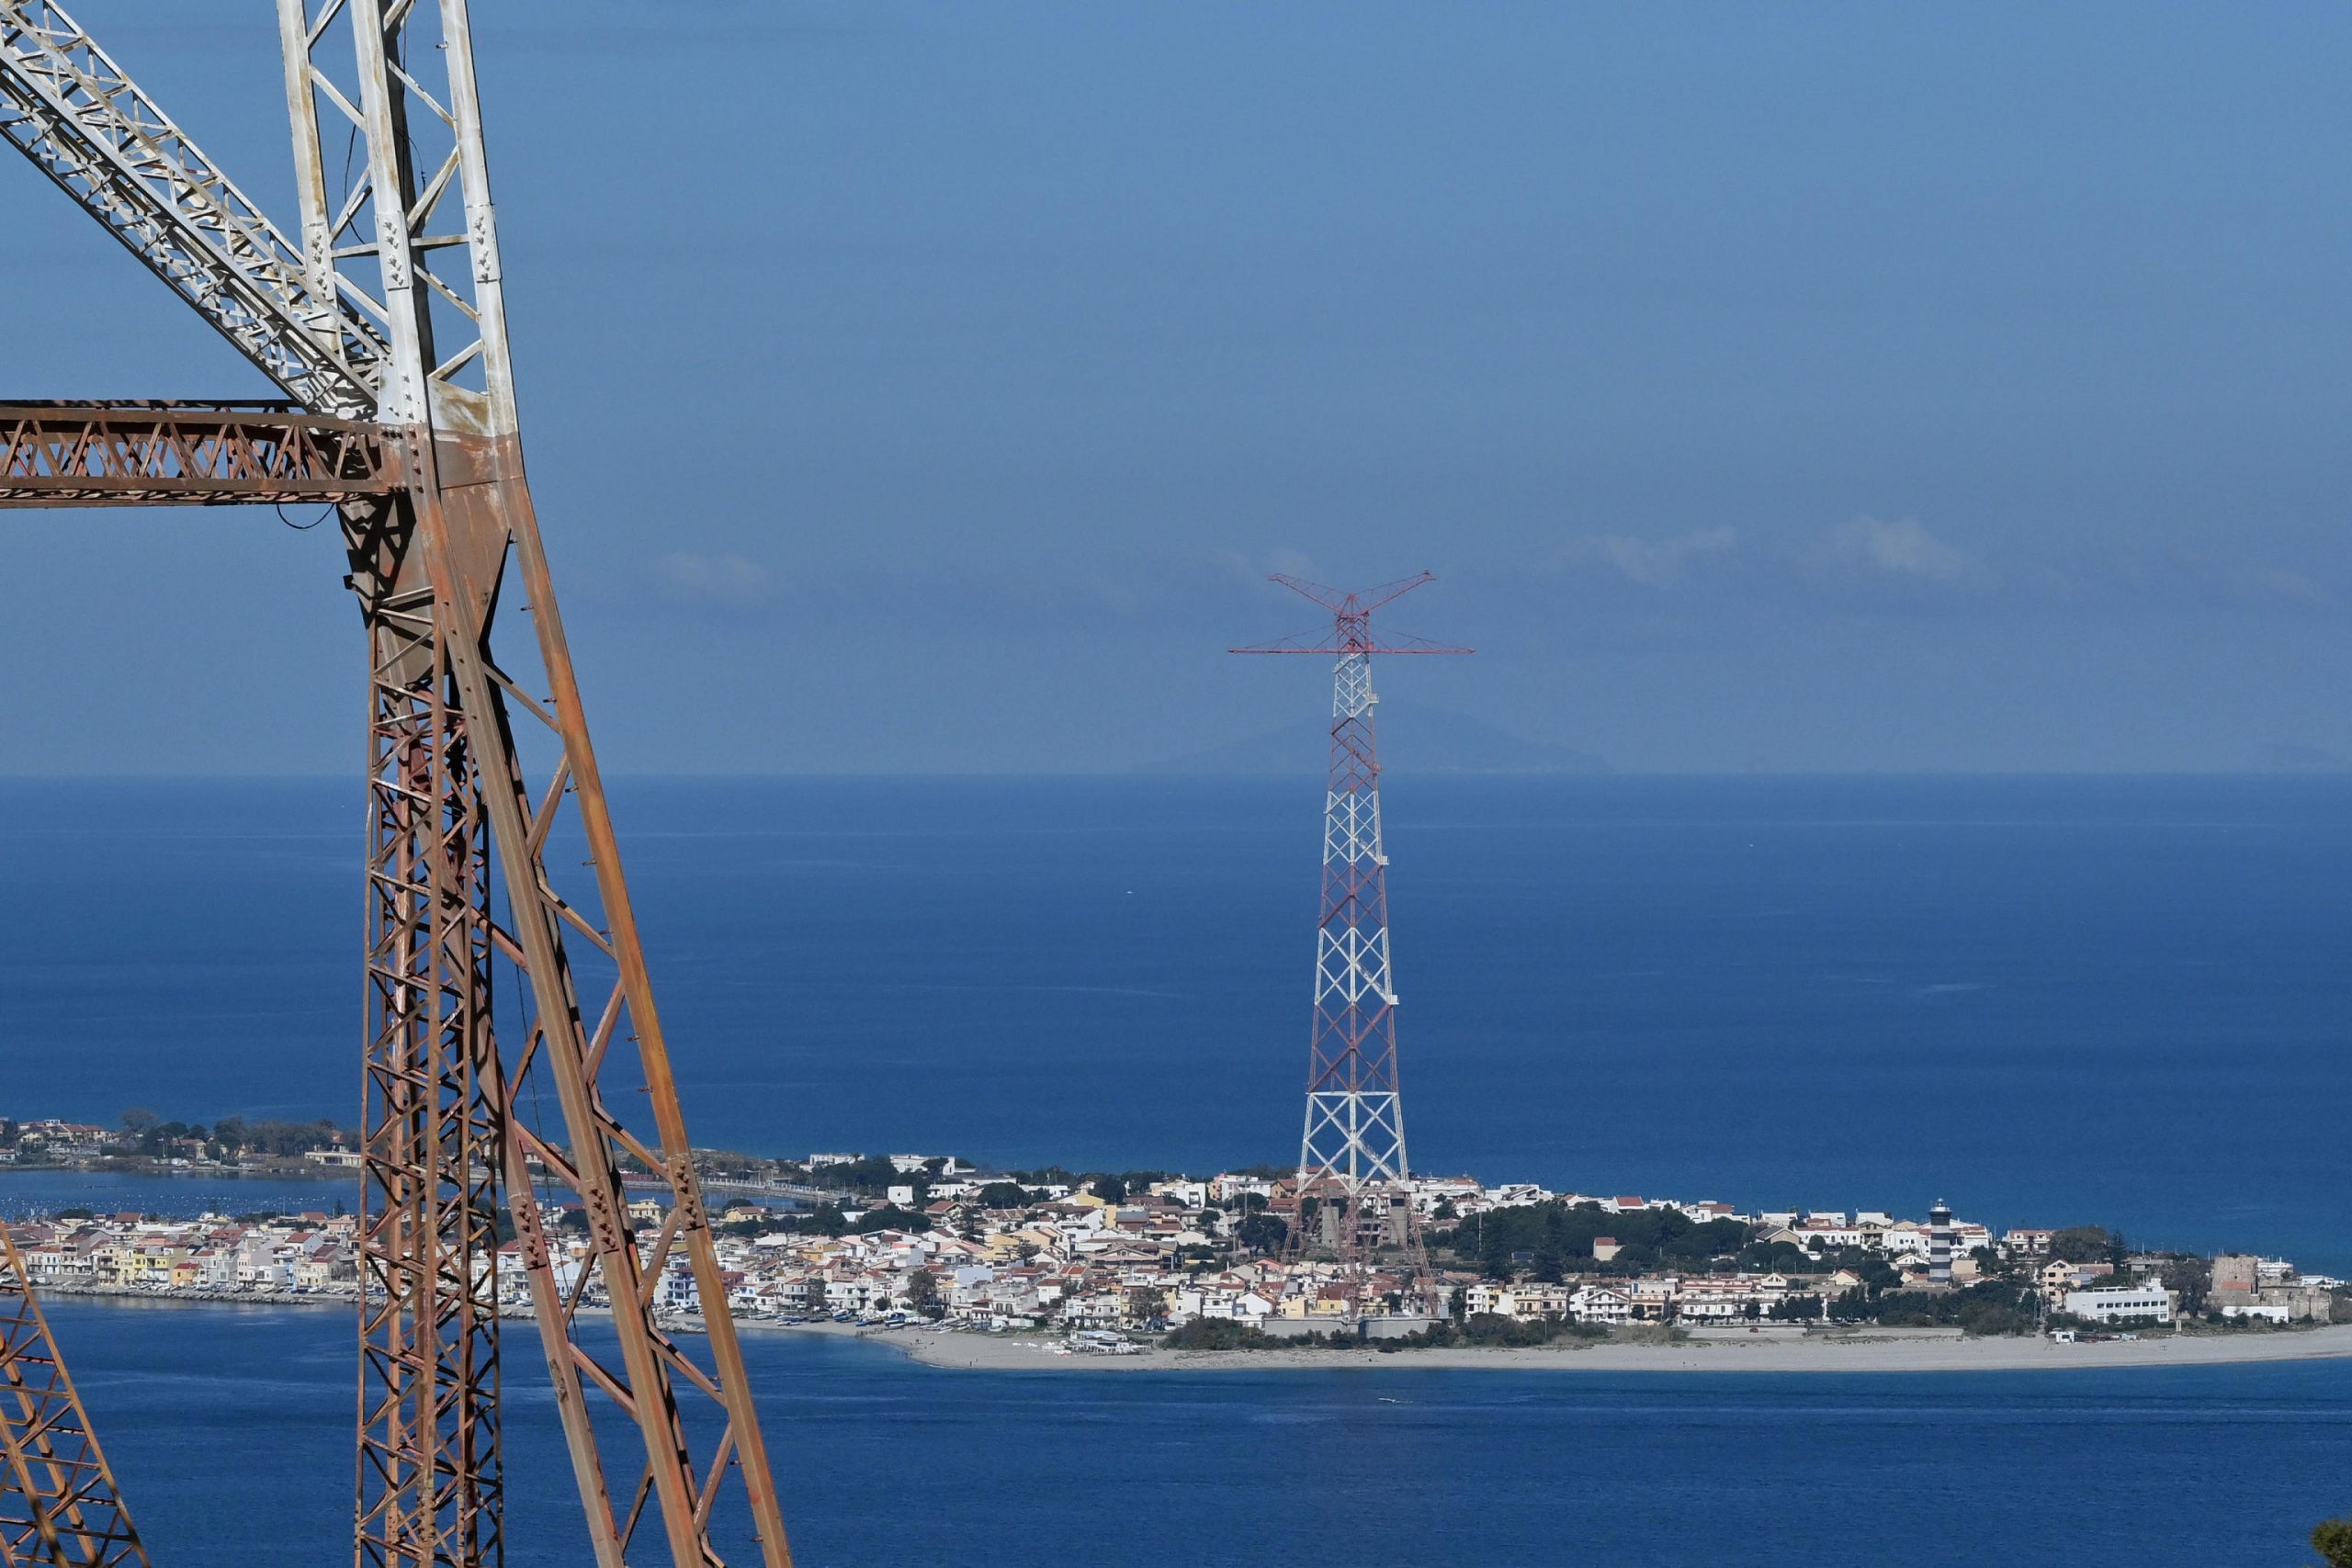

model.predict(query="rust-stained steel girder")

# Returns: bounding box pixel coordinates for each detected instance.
[356,582,504,1568]
[0,1228,149,1568]
[0,402,399,506]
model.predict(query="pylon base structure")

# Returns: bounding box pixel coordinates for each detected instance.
[1,4,792,1564]
[1234,572,1469,1323]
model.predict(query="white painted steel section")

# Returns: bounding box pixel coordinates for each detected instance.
[276,0,514,434]
[0,0,385,412]
[1299,650,1412,1199]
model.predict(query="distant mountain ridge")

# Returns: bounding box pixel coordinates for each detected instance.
[1156,706,1610,776]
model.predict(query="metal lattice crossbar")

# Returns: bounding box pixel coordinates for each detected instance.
[0,403,401,505]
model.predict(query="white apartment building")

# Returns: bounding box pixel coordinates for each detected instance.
[1569,1286,1633,1325]
[2064,1283,2174,1325]
[1148,1180,1210,1210]
[1212,1173,1274,1203]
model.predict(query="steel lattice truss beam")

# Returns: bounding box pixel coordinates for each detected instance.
[0,1229,149,1568]
[0,1,384,415]
[0,402,400,506]
[0,3,795,1565]
[1234,574,1469,1319]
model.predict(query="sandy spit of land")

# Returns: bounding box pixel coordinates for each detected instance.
[735,1319,2352,1375]
[50,1293,2352,1376]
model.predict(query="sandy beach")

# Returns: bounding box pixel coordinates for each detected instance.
[51,1292,2352,1375]
[749,1319,2352,1375]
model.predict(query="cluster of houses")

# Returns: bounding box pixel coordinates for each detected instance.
[0,1119,120,1163]
[6,1211,357,1293]
[2,1160,2337,1337]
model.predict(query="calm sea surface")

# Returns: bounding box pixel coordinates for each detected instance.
[3,773,2346,1261]
[6,774,2351,1564]
[47,1296,2352,1568]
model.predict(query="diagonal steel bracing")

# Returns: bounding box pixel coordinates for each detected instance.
[0,1228,148,1568]
[0,0,385,415]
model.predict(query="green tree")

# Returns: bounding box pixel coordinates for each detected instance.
[1237,1213,1288,1255]
[977,1181,1032,1210]
[1163,1318,1269,1350]
[2312,1517,2352,1568]
[805,1156,901,1194]
[2049,1226,2114,1264]
[2161,1257,2211,1314]
[120,1107,159,1136]
[1090,1175,1128,1205]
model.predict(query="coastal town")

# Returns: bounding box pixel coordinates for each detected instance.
[2,1114,2339,1350]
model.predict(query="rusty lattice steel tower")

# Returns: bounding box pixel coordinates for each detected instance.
[1233,572,1467,1319]
[0,4,790,1564]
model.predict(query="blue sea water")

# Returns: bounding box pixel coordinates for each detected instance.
[8,774,2352,1565]
[45,1296,2352,1568]
[3,773,2347,1263]
[0,1168,350,1220]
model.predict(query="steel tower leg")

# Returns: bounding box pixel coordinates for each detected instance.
[353,496,505,1568]
[0,1229,149,1568]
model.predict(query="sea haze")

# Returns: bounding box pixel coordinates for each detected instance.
[0,774,2345,1267]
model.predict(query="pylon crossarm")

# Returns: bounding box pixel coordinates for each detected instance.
[0,403,401,506]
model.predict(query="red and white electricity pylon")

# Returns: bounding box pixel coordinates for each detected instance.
[1234,571,1469,1320]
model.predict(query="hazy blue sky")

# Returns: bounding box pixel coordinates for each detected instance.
[7,3,2351,773]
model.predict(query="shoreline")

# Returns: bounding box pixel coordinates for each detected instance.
[37,1288,2352,1373]
[763,1319,2352,1375]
